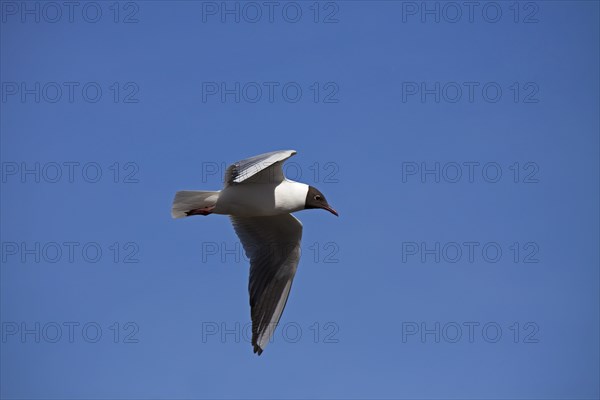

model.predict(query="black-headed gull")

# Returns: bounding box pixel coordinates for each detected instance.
[172,150,338,355]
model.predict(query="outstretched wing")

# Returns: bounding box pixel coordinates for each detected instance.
[229,214,303,355]
[224,150,296,185]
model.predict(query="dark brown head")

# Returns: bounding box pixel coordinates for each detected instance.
[305,186,338,216]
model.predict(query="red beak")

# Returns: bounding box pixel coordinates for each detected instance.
[322,205,339,217]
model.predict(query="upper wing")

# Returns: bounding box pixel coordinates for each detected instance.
[224,150,296,186]
[229,213,303,355]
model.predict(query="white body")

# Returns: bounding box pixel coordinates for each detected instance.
[215,180,309,217]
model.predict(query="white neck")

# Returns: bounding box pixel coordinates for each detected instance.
[275,180,309,213]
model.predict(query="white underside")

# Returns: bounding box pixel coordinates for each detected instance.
[214,180,309,217]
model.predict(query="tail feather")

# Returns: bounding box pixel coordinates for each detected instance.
[171,190,220,219]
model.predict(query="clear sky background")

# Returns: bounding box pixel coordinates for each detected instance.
[1,1,599,399]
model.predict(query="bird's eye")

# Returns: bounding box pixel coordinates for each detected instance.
[314,195,321,201]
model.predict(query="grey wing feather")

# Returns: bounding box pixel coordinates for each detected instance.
[229,214,303,355]
[224,150,296,185]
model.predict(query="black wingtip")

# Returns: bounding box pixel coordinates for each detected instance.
[253,345,263,356]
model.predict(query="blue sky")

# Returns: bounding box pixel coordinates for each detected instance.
[1,1,599,398]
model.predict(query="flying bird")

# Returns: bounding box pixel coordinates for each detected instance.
[172,150,338,355]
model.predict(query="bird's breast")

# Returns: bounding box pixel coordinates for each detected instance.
[215,181,308,217]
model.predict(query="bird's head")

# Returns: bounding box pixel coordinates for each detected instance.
[305,186,338,216]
